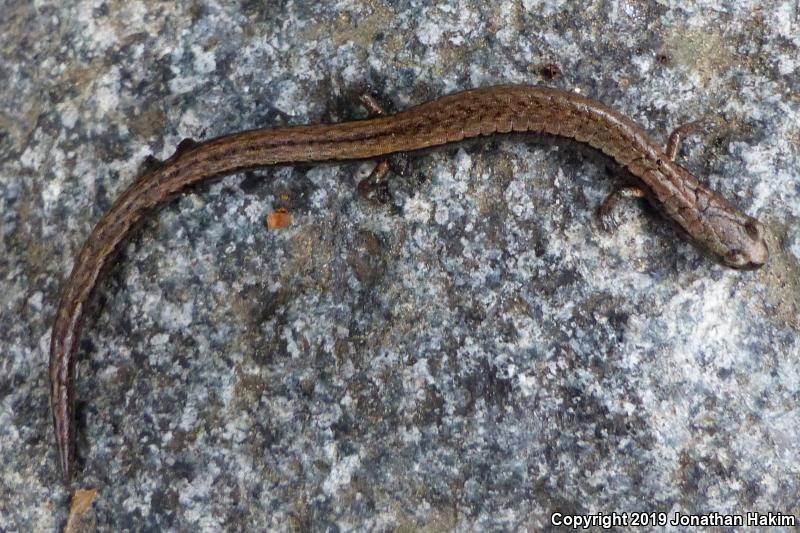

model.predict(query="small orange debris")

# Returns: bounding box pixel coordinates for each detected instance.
[65,488,98,532]
[267,208,292,230]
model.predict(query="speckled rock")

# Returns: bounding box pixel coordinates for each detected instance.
[1,1,799,531]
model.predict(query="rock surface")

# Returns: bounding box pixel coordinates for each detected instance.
[1,1,798,530]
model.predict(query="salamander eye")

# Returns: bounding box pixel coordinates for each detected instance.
[744,219,761,241]
[724,250,746,268]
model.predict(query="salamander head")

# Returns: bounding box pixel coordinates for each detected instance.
[679,179,770,270]
[713,214,769,270]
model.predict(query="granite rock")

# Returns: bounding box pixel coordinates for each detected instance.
[1,0,799,530]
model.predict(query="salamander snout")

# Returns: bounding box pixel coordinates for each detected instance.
[721,218,769,269]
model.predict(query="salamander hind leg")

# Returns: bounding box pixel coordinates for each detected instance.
[354,92,393,203]
[357,92,388,118]
[355,92,416,204]
[358,159,393,202]
[598,185,647,231]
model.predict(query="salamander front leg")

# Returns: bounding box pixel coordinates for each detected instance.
[599,120,705,230]
[598,185,647,231]
[665,121,704,161]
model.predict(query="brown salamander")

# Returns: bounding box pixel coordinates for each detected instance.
[50,85,769,482]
